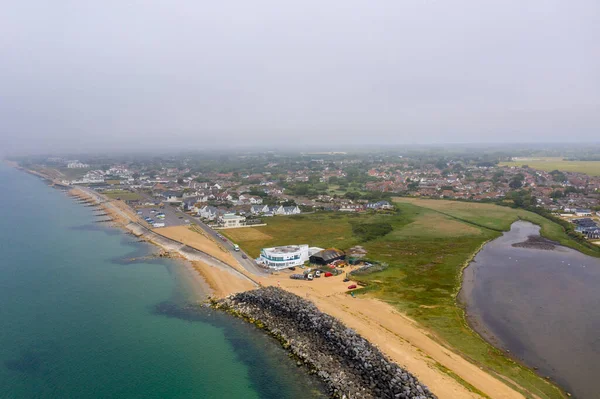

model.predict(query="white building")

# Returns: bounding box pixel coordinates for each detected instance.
[258,244,310,270]
[219,213,246,228]
[67,160,89,168]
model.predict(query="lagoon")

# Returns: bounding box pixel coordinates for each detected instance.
[461,221,600,399]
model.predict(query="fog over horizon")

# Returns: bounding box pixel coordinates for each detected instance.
[1,0,599,155]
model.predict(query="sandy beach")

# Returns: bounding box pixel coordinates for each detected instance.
[67,185,531,399]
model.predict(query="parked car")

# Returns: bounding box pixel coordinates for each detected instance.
[307,273,314,281]
[288,267,296,271]
[242,254,247,259]
[314,271,321,278]
[324,272,333,277]
[343,278,350,282]
[347,284,357,289]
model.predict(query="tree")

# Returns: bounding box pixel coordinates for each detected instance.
[549,170,566,182]
[407,181,419,191]
[509,178,523,189]
[344,191,361,201]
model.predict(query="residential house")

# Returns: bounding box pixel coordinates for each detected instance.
[575,209,593,217]
[250,205,270,214]
[249,196,263,204]
[366,201,393,210]
[339,204,365,212]
[215,192,233,202]
[163,191,183,203]
[198,205,223,221]
[269,205,301,215]
[218,213,246,228]
[182,197,200,212]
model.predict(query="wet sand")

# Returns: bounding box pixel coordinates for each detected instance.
[461,221,600,399]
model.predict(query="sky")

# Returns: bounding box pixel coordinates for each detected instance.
[1,0,599,155]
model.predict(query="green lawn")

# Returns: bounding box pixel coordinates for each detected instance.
[500,157,600,176]
[55,167,91,180]
[222,213,363,257]
[224,202,570,398]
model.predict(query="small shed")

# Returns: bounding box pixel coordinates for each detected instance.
[309,248,346,265]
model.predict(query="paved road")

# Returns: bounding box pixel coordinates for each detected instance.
[79,186,268,277]
[167,206,271,277]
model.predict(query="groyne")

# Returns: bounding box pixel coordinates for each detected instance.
[214,287,436,399]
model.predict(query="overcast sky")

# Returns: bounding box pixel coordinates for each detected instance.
[1,0,599,154]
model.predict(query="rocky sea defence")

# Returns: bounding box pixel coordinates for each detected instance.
[213,287,436,399]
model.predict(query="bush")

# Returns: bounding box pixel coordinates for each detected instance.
[351,222,393,241]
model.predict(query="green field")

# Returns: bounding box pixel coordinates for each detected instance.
[500,157,600,176]
[54,167,91,180]
[103,190,142,201]
[223,201,576,398]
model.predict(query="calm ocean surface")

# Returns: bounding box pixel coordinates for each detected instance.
[0,164,325,399]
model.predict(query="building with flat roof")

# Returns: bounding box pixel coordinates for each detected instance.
[258,244,309,270]
[219,213,246,228]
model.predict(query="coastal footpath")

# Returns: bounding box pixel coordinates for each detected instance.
[215,286,436,399]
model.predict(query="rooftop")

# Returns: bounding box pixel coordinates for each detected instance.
[263,245,308,254]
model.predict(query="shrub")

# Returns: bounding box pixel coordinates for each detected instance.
[351,222,393,242]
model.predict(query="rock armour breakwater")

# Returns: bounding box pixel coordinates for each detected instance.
[214,287,436,399]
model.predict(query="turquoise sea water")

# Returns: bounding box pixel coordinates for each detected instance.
[0,165,325,399]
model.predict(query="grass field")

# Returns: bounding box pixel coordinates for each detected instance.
[223,202,571,398]
[223,213,361,257]
[103,190,142,201]
[54,167,91,180]
[500,157,600,176]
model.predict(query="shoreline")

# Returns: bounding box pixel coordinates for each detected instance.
[67,186,258,298]
[459,221,577,398]
[15,165,536,398]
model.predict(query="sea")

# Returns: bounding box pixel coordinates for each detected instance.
[461,221,600,399]
[0,164,325,399]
